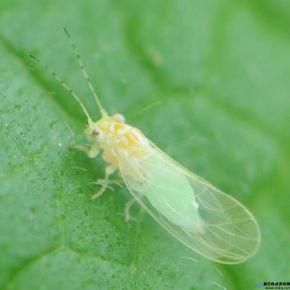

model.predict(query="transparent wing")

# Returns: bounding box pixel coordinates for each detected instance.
[118,144,261,264]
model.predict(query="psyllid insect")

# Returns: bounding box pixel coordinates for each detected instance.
[29,28,261,264]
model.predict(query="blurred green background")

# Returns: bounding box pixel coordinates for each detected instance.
[0,0,289,289]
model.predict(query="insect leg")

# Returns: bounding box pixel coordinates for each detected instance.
[70,143,99,158]
[124,198,137,222]
[92,165,116,200]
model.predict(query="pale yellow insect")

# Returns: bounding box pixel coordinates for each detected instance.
[30,29,261,264]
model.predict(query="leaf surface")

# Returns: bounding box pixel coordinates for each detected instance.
[0,0,289,289]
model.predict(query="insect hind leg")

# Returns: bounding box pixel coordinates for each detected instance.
[124,198,138,222]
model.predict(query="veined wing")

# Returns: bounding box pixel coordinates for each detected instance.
[117,144,261,264]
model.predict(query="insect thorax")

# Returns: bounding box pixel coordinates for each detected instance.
[98,119,151,167]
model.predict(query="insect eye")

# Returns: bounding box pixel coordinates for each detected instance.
[92,129,100,136]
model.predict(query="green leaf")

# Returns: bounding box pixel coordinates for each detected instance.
[0,0,289,289]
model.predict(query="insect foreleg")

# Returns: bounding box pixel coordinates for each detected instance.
[92,165,116,200]
[71,143,99,158]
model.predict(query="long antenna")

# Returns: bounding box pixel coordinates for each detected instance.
[63,27,108,117]
[28,54,93,123]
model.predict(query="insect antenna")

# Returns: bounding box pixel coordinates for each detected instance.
[28,53,93,123]
[63,27,108,117]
